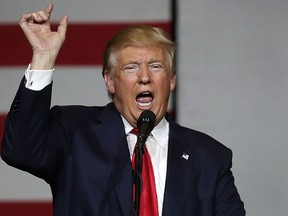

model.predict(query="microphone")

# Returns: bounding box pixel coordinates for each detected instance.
[137,110,156,146]
[133,110,156,216]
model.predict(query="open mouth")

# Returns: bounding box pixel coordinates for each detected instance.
[136,91,154,107]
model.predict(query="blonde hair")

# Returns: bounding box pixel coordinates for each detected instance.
[102,25,176,76]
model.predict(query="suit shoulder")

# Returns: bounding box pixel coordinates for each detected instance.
[50,105,105,123]
[170,122,232,156]
[51,105,104,114]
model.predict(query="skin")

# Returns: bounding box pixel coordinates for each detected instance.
[104,46,176,127]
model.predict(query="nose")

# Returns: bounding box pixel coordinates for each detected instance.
[138,66,151,84]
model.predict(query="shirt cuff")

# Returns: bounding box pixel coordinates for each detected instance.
[24,64,54,91]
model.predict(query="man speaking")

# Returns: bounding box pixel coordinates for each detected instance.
[1,4,245,216]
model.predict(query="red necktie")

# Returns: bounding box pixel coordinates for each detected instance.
[131,128,158,216]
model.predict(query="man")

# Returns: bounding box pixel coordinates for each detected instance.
[1,4,245,216]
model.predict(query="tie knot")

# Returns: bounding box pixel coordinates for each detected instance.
[131,128,138,136]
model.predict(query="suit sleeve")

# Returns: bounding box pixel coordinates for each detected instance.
[215,148,246,216]
[1,78,65,183]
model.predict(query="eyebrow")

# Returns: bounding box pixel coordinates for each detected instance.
[148,59,164,64]
[122,59,163,65]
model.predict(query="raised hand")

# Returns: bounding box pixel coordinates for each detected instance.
[19,3,68,69]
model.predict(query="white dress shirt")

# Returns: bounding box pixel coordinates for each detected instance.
[25,66,169,215]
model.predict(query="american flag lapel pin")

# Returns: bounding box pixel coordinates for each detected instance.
[181,152,189,160]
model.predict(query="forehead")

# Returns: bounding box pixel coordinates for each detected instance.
[117,46,166,63]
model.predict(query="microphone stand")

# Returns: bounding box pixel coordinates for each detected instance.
[133,109,156,216]
[133,134,146,216]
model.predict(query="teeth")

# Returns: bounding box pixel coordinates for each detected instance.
[137,101,152,107]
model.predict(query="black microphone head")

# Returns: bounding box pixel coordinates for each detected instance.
[137,110,156,145]
[137,110,156,133]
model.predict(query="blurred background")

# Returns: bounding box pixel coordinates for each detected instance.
[1,0,288,215]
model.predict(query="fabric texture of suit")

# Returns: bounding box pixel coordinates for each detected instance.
[1,79,245,216]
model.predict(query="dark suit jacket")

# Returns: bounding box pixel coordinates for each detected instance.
[1,79,245,216]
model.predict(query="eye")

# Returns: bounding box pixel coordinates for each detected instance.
[149,63,163,72]
[123,64,139,73]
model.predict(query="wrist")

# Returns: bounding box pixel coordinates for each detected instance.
[30,50,58,70]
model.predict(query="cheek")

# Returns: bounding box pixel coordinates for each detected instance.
[113,78,132,99]
[116,76,137,91]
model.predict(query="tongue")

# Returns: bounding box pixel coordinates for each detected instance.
[136,96,153,103]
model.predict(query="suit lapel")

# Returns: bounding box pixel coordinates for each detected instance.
[91,103,133,216]
[162,122,196,216]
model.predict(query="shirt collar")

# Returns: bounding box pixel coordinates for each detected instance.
[121,116,134,136]
[151,117,169,148]
[121,115,169,148]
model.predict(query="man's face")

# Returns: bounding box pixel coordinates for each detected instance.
[104,46,176,127]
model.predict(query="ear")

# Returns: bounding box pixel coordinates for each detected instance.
[170,74,176,91]
[104,70,115,94]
